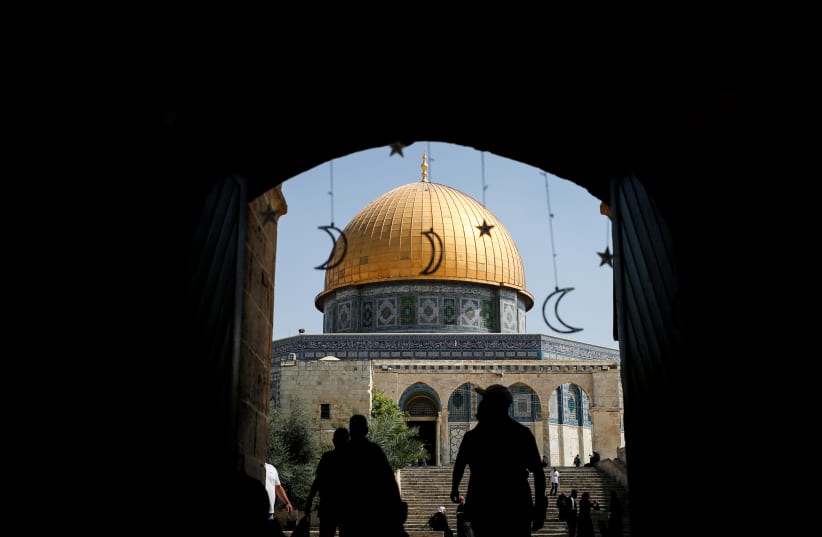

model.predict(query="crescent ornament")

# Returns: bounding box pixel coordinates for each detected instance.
[314,225,348,270]
[542,287,583,334]
[420,228,444,275]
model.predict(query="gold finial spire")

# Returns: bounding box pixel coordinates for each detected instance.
[421,152,429,182]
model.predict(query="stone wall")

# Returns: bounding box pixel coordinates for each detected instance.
[279,354,623,466]
[238,186,286,479]
[279,358,373,445]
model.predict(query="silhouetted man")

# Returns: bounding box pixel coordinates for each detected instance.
[566,489,579,537]
[338,414,408,537]
[450,384,547,537]
[306,427,350,537]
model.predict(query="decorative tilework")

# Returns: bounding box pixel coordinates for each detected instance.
[377,298,397,327]
[503,302,516,331]
[274,333,619,362]
[400,296,416,325]
[513,393,532,418]
[337,300,352,331]
[324,304,335,333]
[418,296,439,324]
[362,300,374,329]
[449,425,468,464]
[567,389,579,426]
[460,298,480,328]
[443,297,456,325]
[481,299,494,330]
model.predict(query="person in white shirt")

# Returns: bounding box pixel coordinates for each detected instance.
[550,467,560,496]
[265,462,293,531]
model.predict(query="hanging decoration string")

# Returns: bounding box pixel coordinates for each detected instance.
[314,159,347,270]
[427,141,434,182]
[541,171,560,290]
[328,159,334,226]
[481,151,488,206]
[540,171,582,334]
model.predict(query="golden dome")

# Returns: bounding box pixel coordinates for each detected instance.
[316,176,533,309]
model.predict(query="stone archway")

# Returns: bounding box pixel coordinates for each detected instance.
[132,26,772,537]
[403,392,439,466]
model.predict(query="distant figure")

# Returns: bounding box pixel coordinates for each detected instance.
[556,492,569,521]
[607,490,624,537]
[428,506,455,537]
[338,414,408,537]
[577,491,595,537]
[574,454,581,467]
[550,467,560,496]
[450,384,547,537]
[566,489,579,537]
[542,455,549,467]
[585,451,601,467]
[455,495,470,537]
[306,427,350,537]
[265,462,293,536]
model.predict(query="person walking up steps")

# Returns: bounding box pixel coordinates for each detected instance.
[550,467,559,496]
[338,414,408,537]
[305,427,349,537]
[566,489,579,537]
[450,384,547,537]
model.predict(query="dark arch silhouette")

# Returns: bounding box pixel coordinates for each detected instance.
[111,21,778,537]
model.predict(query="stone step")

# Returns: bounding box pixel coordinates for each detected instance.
[397,465,630,537]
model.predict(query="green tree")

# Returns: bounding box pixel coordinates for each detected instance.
[368,390,427,471]
[372,389,402,417]
[267,400,321,510]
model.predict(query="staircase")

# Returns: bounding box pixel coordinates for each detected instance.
[399,465,630,537]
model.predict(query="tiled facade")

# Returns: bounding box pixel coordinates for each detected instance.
[320,282,527,334]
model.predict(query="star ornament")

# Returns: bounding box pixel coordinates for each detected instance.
[476,220,495,237]
[389,142,407,157]
[597,246,614,267]
[260,204,278,225]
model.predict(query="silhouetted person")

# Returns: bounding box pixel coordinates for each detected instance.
[557,492,569,521]
[574,454,581,467]
[455,495,470,537]
[450,384,547,537]
[338,414,408,537]
[607,490,624,537]
[577,491,595,537]
[585,451,600,467]
[306,427,350,537]
[566,489,579,537]
[428,506,454,537]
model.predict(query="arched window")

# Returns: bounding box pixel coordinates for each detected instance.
[407,395,437,417]
[448,382,478,422]
[510,383,541,422]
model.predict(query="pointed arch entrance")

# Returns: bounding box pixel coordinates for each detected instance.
[400,383,442,465]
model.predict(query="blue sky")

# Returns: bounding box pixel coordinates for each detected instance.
[272,142,617,350]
